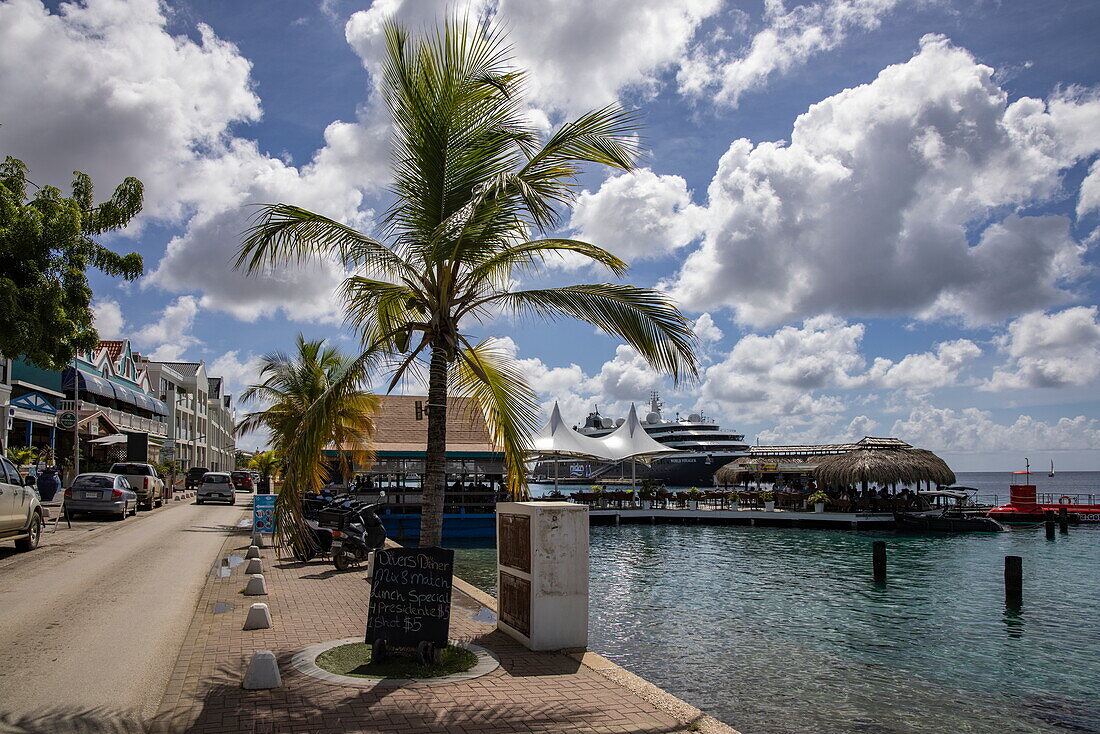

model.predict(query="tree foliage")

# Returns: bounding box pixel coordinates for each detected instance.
[0,157,143,369]
[235,335,378,549]
[236,18,698,548]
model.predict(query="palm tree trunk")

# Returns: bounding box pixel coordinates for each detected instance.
[420,346,449,547]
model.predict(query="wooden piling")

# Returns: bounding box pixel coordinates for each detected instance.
[872,541,886,583]
[1004,555,1022,606]
[1045,511,1056,540]
[1058,507,1069,534]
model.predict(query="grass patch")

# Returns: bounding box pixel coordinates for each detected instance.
[315,642,478,679]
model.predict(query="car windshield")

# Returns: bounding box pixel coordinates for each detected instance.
[73,476,114,489]
[231,472,249,479]
[204,475,230,483]
[111,464,153,475]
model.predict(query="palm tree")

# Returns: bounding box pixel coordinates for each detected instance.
[236,18,697,547]
[248,450,280,490]
[236,335,378,549]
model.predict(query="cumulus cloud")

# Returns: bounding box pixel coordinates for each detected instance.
[133,296,201,361]
[1,0,386,323]
[208,349,265,399]
[91,299,126,340]
[669,36,1100,327]
[983,306,1100,390]
[891,403,1100,453]
[693,313,724,343]
[344,0,721,116]
[568,169,706,261]
[1079,159,1100,218]
[699,316,980,421]
[679,0,904,107]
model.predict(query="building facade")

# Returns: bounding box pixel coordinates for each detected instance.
[137,359,236,472]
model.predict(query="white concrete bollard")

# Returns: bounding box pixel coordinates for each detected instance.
[242,650,281,689]
[245,557,263,575]
[246,545,261,559]
[251,531,264,548]
[245,574,268,596]
[243,603,272,630]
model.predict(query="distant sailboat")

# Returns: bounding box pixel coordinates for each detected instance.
[1049,459,1055,478]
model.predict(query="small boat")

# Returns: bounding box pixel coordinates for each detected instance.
[1049,459,1055,478]
[895,490,1006,532]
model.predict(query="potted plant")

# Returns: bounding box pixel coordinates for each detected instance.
[593,485,607,508]
[759,490,776,511]
[727,491,740,509]
[687,486,702,510]
[808,490,829,513]
[639,479,657,510]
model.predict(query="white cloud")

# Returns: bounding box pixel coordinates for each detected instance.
[133,296,200,361]
[984,306,1100,390]
[868,339,982,389]
[679,0,904,107]
[891,403,1100,453]
[568,169,705,261]
[91,299,126,340]
[693,313,724,343]
[0,0,260,220]
[344,0,721,116]
[1,0,387,324]
[1078,159,1100,218]
[208,349,265,399]
[669,36,1100,327]
[699,316,980,421]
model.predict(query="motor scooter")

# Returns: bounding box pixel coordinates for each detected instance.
[317,498,387,571]
[293,491,339,562]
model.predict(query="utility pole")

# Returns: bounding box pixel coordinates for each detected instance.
[72,358,80,478]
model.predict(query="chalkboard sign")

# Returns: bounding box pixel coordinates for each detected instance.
[366,547,454,650]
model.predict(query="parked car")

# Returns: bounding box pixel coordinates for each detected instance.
[196,472,235,505]
[109,462,168,510]
[185,466,210,490]
[230,470,254,492]
[0,456,44,551]
[65,473,138,520]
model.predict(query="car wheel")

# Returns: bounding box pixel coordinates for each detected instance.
[196,498,204,505]
[15,513,42,552]
[229,498,236,505]
[129,503,138,516]
[117,506,127,521]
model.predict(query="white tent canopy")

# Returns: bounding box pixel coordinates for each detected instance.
[531,403,618,460]
[599,404,680,460]
[531,403,681,462]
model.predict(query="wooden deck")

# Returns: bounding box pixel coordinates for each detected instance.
[589,507,896,529]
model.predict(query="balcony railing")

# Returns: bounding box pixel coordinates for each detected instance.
[61,400,168,438]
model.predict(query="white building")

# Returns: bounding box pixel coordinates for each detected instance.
[138,358,236,472]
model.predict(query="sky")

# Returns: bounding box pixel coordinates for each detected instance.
[2,0,1099,470]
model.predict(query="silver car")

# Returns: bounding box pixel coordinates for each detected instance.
[196,472,236,505]
[65,473,138,520]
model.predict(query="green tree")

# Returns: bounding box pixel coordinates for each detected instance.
[236,19,697,548]
[0,157,143,370]
[236,336,377,548]
[248,450,279,485]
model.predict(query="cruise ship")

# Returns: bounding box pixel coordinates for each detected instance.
[551,393,749,486]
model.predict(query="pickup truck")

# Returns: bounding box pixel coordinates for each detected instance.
[0,456,43,552]
[108,462,169,510]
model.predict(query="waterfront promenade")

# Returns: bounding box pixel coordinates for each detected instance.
[154,517,739,734]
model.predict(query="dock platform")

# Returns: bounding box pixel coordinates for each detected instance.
[589,508,896,529]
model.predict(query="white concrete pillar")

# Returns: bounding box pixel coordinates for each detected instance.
[495,502,588,651]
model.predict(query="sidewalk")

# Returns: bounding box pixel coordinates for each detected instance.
[154,525,738,734]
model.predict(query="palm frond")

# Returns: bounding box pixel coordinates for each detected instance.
[462,238,628,292]
[451,337,540,500]
[485,284,698,383]
[236,204,413,282]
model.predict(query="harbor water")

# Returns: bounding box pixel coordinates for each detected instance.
[452,471,1100,733]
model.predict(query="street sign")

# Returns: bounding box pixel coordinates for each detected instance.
[57,411,77,430]
[253,494,276,533]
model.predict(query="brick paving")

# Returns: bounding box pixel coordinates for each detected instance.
[153,516,734,734]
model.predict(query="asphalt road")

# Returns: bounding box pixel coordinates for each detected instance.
[0,496,247,726]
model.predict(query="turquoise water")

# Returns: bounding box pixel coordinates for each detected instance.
[451,522,1100,733]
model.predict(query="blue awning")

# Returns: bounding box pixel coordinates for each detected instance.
[64,368,118,401]
[112,382,168,416]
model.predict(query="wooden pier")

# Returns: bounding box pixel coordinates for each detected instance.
[589,507,896,529]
